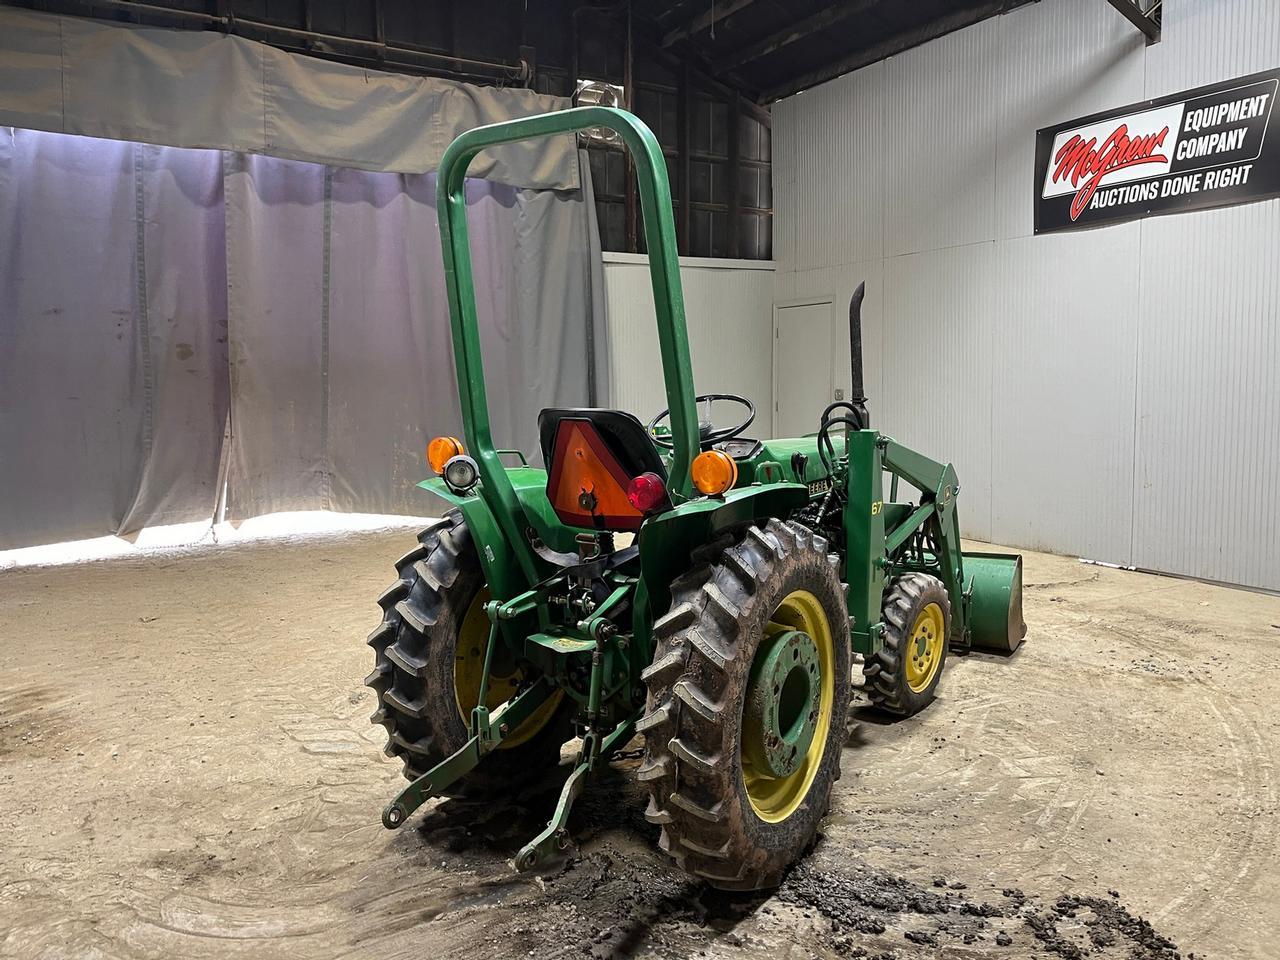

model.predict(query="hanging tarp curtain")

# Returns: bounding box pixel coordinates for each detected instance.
[222,154,607,521]
[0,131,230,548]
[0,9,607,551]
[0,7,578,189]
[0,129,605,551]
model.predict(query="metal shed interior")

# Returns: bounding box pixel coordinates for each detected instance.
[3,4,1280,960]
[8,0,1125,259]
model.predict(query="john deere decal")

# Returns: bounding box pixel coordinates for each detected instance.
[1035,69,1280,233]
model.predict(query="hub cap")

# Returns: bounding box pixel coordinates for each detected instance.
[743,630,820,779]
[741,590,835,823]
[904,601,945,693]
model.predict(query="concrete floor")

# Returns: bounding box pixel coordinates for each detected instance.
[1,528,1277,959]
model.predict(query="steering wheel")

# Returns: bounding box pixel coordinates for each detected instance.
[648,393,755,449]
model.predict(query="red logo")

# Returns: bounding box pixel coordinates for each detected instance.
[1051,124,1171,220]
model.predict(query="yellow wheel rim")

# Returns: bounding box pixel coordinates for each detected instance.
[904,602,945,694]
[741,590,835,823]
[453,589,562,749]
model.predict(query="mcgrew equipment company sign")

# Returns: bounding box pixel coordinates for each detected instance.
[1035,69,1280,233]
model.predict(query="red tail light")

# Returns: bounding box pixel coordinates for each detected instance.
[626,472,667,513]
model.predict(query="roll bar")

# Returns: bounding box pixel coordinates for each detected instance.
[436,107,700,576]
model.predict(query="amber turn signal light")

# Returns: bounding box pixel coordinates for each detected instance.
[691,450,738,496]
[427,436,464,474]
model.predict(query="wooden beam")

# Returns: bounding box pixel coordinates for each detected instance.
[712,0,881,74]
[633,27,772,126]
[663,0,761,48]
[578,4,773,123]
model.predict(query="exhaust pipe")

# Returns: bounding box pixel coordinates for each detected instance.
[848,282,869,430]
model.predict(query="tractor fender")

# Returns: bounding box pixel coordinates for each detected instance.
[417,468,583,601]
[636,483,810,627]
[417,478,528,601]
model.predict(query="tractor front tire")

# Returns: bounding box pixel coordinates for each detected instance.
[364,509,568,796]
[639,519,851,891]
[862,572,951,717]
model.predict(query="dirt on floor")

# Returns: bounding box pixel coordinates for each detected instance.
[1,526,1277,960]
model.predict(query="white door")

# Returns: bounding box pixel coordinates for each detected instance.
[773,301,833,439]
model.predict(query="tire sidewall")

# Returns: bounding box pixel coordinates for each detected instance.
[420,564,484,751]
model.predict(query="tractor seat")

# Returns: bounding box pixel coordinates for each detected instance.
[537,408,667,531]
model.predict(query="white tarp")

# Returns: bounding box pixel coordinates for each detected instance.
[0,10,607,550]
[0,7,579,189]
[0,130,604,550]
[0,132,229,546]
[220,153,606,522]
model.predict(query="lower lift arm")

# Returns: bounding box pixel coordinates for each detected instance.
[382,658,555,828]
[383,591,548,829]
[382,575,643,877]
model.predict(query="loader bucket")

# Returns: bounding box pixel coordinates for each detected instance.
[963,552,1026,653]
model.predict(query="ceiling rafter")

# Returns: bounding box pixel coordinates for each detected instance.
[759,0,1020,102]
[1101,0,1162,44]
[662,0,762,48]
[711,0,882,74]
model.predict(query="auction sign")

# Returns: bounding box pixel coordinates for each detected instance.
[1035,69,1280,233]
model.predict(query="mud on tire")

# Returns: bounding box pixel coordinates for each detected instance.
[638,519,851,891]
[364,509,567,796]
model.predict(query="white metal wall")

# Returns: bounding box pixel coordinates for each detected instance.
[773,0,1280,590]
[602,253,776,436]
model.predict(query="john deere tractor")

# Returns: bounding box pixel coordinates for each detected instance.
[364,106,1025,890]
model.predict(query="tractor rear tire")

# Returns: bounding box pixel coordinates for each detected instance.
[364,509,568,797]
[862,572,951,717]
[639,519,851,891]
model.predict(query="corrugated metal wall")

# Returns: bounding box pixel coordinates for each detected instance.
[773,0,1280,590]
[602,254,776,436]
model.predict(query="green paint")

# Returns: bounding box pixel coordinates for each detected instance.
[637,483,809,615]
[382,677,555,828]
[528,634,597,654]
[843,430,888,653]
[963,552,1027,652]
[435,106,700,586]
[376,107,1026,866]
[744,630,820,779]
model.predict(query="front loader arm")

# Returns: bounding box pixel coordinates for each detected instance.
[843,432,966,651]
[881,440,966,642]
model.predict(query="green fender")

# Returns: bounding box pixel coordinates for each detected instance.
[634,483,810,635]
[417,478,527,601]
[417,469,578,602]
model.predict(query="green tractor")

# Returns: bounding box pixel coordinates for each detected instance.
[365,106,1025,890]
